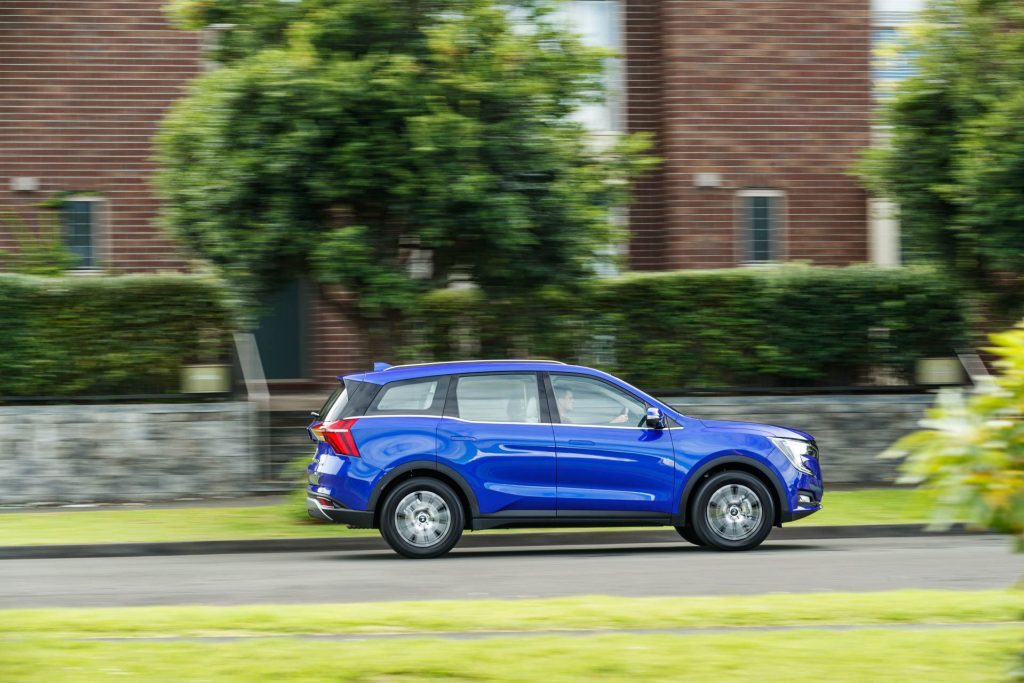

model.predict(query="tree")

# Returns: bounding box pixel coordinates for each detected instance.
[887,322,1024,549]
[155,0,654,354]
[860,0,1024,317]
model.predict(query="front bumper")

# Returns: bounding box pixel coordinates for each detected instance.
[306,495,374,528]
[781,488,822,522]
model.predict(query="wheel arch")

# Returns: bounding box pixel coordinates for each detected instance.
[369,461,480,529]
[677,456,788,527]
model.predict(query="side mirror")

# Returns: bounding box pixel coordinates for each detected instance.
[645,407,664,429]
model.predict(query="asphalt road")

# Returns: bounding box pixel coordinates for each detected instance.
[1,535,1018,608]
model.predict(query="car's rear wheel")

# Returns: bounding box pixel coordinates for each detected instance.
[379,477,464,558]
[690,471,774,551]
[673,525,705,546]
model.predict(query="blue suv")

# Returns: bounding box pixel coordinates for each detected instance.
[306,360,823,558]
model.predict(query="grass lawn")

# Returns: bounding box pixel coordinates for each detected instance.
[0,591,1020,682]
[2,628,1020,682]
[0,590,1018,638]
[0,488,945,547]
[788,487,938,526]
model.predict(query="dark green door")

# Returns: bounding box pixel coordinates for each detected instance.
[254,280,307,380]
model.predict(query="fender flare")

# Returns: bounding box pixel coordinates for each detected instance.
[676,455,789,526]
[367,460,481,519]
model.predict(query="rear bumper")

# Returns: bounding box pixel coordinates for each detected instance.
[306,495,375,528]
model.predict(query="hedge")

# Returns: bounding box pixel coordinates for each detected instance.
[407,265,966,389]
[0,273,233,397]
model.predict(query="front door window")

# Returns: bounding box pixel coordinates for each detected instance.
[550,374,645,427]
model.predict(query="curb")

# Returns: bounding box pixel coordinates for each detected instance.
[0,524,990,560]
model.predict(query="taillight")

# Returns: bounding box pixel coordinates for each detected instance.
[323,418,360,457]
[309,421,326,442]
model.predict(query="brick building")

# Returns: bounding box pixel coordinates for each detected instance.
[0,0,905,387]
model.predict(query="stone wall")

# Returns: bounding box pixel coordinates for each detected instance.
[0,393,937,505]
[664,393,936,485]
[0,402,258,505]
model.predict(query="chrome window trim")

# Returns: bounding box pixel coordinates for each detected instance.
[335,413,679,429]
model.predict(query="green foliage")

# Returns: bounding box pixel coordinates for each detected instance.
[0,274,233,397]
[410,265,966,389]
[0,211,75,276]
[888,322,1024,547]
[861,0,1024,313]
[156,0,656,339]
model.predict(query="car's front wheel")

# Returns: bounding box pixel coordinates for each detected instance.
[379,477,464,558]
[690,471,774,551]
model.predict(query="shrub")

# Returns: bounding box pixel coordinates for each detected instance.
[407,265,966,389]
[0,273,233,397]
[887,322,1024,548]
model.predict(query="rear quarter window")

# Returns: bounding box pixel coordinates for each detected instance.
[365,376,449,416]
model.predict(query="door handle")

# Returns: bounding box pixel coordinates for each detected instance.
[451,434,477,442]
[567,439,595,446]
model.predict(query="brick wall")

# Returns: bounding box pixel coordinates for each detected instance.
[0,1,365,384]
[0,0,873,382]
[627,0,872,269]
[310,286,367,385]
[0,0,200,270]
[623,0,666,270]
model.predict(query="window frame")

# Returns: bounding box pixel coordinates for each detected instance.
[60,195,107,272]
[543,372,651,429]
[364,376,450,417]
[736,189,786,265]
[443,372,551,425]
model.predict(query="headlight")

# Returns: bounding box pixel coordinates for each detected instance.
[770,437,818,475]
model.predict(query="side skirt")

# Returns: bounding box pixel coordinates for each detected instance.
[472,511,673,531]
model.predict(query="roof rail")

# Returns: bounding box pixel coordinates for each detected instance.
[383,359,567,371]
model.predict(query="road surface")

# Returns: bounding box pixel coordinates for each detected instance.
[1,535,1017,608]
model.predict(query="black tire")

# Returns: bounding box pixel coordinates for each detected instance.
[379,477,465,558]
[689,471,774,551]
[674,525,706,546]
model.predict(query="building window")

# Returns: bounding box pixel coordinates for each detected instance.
[872,0,922,101]
[872,26,918,101]
[556,1,623,135]
[201,23,233,72]
[738,190,784,263]
[60,197,103,270]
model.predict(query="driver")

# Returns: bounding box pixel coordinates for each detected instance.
[556,387,629,424]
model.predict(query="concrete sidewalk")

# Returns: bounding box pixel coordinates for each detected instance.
[0,523,988,560]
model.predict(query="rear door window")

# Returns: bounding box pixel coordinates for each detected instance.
[451,373,544,423]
